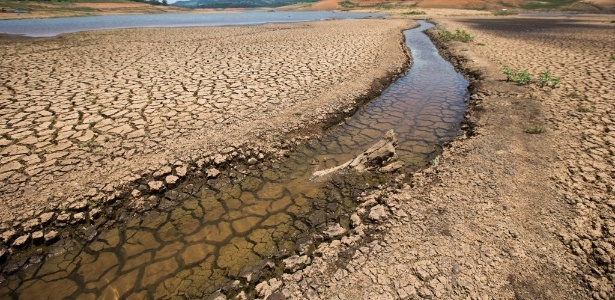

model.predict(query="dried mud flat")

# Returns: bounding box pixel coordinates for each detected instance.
[0,19,409,251]
[271,14,615,300]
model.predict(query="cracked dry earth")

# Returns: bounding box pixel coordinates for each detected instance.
[276,15,615,300]
[0,19,408,232]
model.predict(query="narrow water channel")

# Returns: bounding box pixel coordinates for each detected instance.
[0,20,469,299]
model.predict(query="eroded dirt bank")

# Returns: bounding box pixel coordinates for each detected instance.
[271,15,614,300]
[0,19,410,254]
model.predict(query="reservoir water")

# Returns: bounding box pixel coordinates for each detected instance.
[0,20,469,299]
[0,11,383,37]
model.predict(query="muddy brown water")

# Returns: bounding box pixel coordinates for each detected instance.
[0,20,469,299]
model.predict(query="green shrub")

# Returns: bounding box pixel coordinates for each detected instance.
[501,67,532,85]
[537,70,561,88]
[438,29,474,43]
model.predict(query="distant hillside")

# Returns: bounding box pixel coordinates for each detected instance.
[173,0,317,8]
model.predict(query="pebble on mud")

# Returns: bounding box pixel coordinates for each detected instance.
[165,175,179,186]
[11,234,30,249]
[148,180,165,192]
[39,212,55,225]
[32,231,44,245]
[206,168,221,178]
[283,255,311,273]
[175,166,188,177]
[256,278,283,298]
[368,205,388,221]
[44,230,59,244]
[324,223,347,239]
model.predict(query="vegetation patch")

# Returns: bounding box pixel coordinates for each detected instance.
[338,0,356,8]
[521,0,577,9]
[402,10,425,15]
[438,29,474,43]
[537,70,561,88]
[501,67,561,87]
[501,67,532,85]
[523,125,545,134]
[174,0,317,8]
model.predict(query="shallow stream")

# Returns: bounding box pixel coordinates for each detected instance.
[0,20,469,299]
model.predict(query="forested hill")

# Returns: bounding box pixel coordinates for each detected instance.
[173,0,317,8]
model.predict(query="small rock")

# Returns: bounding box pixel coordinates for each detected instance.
[323,223,347,239]
[255,278,283,298]
[85,188,98,197]
[380,161,404,173]
[247,157,258,165]
[73,212,86,223]
[39,212,55,225]
[283,255,310,273]
[131,189,141,198]
[69,200,88,212]
[32,231,44,244]
[56,213,71,223]
[89,208,102,219]
[12,234,30,249]
[175,166,188,177]
[165,175,179,185]
[154,166,173,178]
[350,213,362,227]
[234,291,249,300]
[22,218,41,231]
[45,230,59,244]
[148,181,165,192]
[206,168,221,178]
[213,154,227,165]
[369,205,388,222]
[0,229,16,243]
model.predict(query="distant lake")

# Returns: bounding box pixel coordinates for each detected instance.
[0,11,385,37]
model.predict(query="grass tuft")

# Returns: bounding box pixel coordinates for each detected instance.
[501,67,532,85]
[524,126,545,134]
[402,10,425,15]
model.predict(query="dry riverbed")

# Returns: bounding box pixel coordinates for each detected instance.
[1,12,614,300]
[271,14,615,300]
[0,19,410,254]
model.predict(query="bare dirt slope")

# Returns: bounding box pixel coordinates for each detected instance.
[277,15,615,300]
